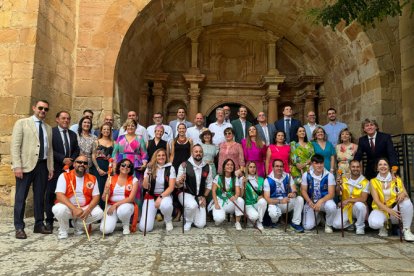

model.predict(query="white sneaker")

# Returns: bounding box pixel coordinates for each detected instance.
[58,231,68,239]
[379,227,388,237]
[166,221,173,232]
[74,228,84,236]
[123,225,130,235]
[403,228,414,242]
[256,221,264,231]
[356,228,365,235]
[184,222,192,232]
[324,225,333,233]
[235,222,242,231]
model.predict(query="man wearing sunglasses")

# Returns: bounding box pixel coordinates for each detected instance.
[52,155,103,239]
[11,100,54,239]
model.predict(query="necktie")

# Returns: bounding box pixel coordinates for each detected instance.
[63,129,70,157]
[38,121,44,160]
[285,119,291,143]
[369,137,375,152]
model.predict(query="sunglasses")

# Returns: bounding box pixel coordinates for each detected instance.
[121,163,132,168]
[38,106,49,112]
[75,161,88,165]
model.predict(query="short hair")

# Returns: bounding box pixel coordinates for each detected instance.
[192,144,203,151]
[223,127,234,135]
[83,109,94,115]
[349,159,361,166]
[361,118,379,131]
[153,112,163,118]
[77,116,93,135]
[272,159,284,167]
[216,107,224,114]
[35,99,49,106]
[327,107,336,114]
[115,159,134,176]
[282,104,292,111]
[123,118,137,130]
[177,107,186,113]
[311,154,324,164]
[274,130,286,143]
[238,105,247,112]
[56,111,70,118]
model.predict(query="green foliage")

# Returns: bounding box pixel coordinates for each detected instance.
[309,0,413,29]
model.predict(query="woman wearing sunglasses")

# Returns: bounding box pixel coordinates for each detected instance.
[100,159,139,235]
[139,148,175,232]
[217,127,245,177]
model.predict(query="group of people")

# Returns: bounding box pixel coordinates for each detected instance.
[11,100,414,242]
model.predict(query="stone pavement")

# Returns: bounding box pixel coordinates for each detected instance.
[1,217,414,275]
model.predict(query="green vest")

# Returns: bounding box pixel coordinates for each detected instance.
[245,177,264,206]
[216,176,235,206]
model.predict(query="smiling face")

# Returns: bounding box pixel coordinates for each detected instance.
[272,160,284,177]
[307,111,316,124]
[363,122,377,136]
[282,106,292,117]
[32,101,49,120]
[377,159,390,175]
[119,160,132,175]
[275,132,285,145]
[315,128,325,141]
[297,126,306,139]
[224,160,235,174]
[156,150,167,165]
[238,107,247,119]
[101,125,111,138]
[56,112,71,129]
[154,127,164,138]
[340,130,350,143]
[74,155,88,176]
[192,145,204,161]
[126,123,136,135]
[248,126,257,137]
[81,118,92,132]
[177,124,187,136]
[247,162,257,175]
[224,130,234,142]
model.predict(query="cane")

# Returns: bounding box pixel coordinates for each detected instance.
[102,158,113,239]
[242,173,247,228]
[143,166,152,237]
[68,178,90,241]
[284,174,291,232]
[181,162,187,234]
[311,192,319,234]
[392,166,403,243]
[337,169,344,238]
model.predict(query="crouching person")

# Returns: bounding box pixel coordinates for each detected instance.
[100,159,139,235]
[52,155,103,239]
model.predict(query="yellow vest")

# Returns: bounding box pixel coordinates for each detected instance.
[342,176,369,224]
[371,177,404,218]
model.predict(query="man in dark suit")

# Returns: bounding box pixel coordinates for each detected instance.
[231,106,252,143]
[354,118,398,180]
[45,111,80,231]
[274,105,302,143]
[255,111,276,145]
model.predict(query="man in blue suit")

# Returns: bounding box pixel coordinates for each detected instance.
[274,105,302,143]
[256,111,276,145]
[45,111,80,231]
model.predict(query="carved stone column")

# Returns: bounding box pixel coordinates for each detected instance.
[186,28,203,74]
[183,74,205,120]
[145,73,169,116]
[266,31,279,76]
[304,84,317,118]
[263,75,285,123]
[139,84,150,125]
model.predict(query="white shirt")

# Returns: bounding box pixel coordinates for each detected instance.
[213,175,241,190]
[345,175,370,194]
[177,157,213,194]
[55,173,100,207]
[368,132,377,147]
[147,124,173,142]
[118,124,149,142]
[144,164,176,194]
[208,121,232,146]
[186,126,204,145]
[69,123,79,133]
[301,169,335,201]
[110,177,139,202]
[32,115,49,159]
[58,126,71,156]
[264,171,294,198]
[261,124,270,145]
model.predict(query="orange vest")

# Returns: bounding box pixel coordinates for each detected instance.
[62,170,96,206]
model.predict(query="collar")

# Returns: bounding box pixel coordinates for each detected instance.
[376,172,392,182]
[310,169,329,180]
[283,117,291,121]
[32,115,43,123]
[157,163,172,169]
[188,156,206,168]
[347,175,366,186]
[368,132,377,140]
[58,126,68,132]
[268,171,287,182]
[307,122,316,127]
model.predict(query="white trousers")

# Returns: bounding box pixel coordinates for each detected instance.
[178,192,206,228]
[246,198,267,223]
[368,199,413,229]
[303,199,336,230]
[332,202,367,230]
[268,196,304,225]
[100,203,134,234]
[52,203,103,233]
[211,197,245,225]
[139,196,173,232]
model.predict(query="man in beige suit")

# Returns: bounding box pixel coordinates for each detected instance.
[11,99,54,239]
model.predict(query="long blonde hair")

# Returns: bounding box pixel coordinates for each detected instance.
[148,148,169,177]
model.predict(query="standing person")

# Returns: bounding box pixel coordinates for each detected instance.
[301,154,336,233]
[323,107,347,147]
[336,128,358,177]
[208,108,232,146]
[354,118,398,180]
[304,111,321,141]
[210,159,245,230]
[118,110,149,142]
[11,100,54,239]
[368,158,414,241]
[169,107,193,137]
[217,128,245,176]
[91,123,114,209]
[146,125,169,161]
[139,149,175,232]
[100,159,139,235]
[46,111,80,231]
[289,126,314,191]
[186,113,205,145]
[264,159,305,232]
[70,109,93,133]
[266,131,290,175]
[243,161,267,230]
[231,106,252,143]
[94,114,119,141]
[223,105,231,123]
[200,129,218,178]
[311,126,336,172]
[241,125,267,177]
[255,111,276,146]
[147,112,174,142]
[52,155,103,239]
[176,145,213,231]
[274,105,302,143]
[77,116,97,170]
[332,160,369,235]
[170,123,193,172]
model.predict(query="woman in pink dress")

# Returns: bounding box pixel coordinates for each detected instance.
[218,127,245,176]
[241,125,267,177]
[265,130,290,175]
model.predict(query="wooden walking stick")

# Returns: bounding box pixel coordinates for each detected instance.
[392,166,403,243]
[337,169,344,238]
[69,179,90,241]
[181,162,187,234]
[102,158,114,239]
[143,166,152,237]
[242,172,247,228]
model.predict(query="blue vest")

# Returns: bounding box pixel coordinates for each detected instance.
[306,173,329,201]
[267,175,290,198]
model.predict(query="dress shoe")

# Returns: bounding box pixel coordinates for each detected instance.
[15,229,27,239]
[33,225,53,234]
[45,223,54,232]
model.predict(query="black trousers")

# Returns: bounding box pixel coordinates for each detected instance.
[14,160,48,230]
[45,175,59,225]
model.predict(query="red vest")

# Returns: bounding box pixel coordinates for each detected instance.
[62,170,97,206]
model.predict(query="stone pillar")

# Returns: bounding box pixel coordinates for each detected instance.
[304,85,317,118]
[294,95,305,123]
[139,84,150,125]
[266,31,279,76]
[263,75,285,123]
[400,4,414,132]
[145,73,169,116]
[186,28,203,74]
[318,86,328,125]
[183,74,205,120]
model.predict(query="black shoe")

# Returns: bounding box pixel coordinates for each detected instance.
[45,223,53,232]
[16,229,27,239]
[33,224,52,234]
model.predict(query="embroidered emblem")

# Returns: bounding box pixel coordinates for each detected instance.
[86,181,94,189]
[202,171,208,178]
[126,184,133,191]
